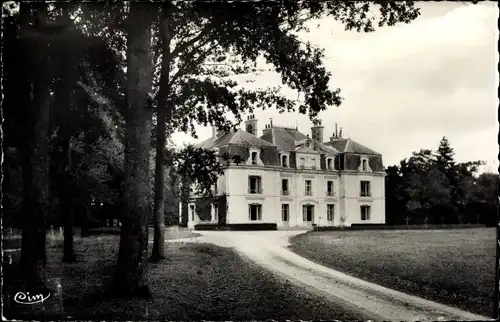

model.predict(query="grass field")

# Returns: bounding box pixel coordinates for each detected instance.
[3,231,361,320]
[288,228,496,317]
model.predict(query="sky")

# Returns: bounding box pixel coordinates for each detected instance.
[171,2,499,172]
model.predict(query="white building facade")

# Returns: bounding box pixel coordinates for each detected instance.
[181,116,386,229]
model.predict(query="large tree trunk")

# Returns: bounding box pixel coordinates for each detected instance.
[62,139,76,262]
[113,3,155,298]
[150,106,167,262]
[150,8,173,262]
[59,5,78,263]
[19,3,51,291]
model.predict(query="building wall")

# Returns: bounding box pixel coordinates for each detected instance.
[223,166,348,228]
[341,172,385,225]
[183,163,386,228]
[225,166,280,224]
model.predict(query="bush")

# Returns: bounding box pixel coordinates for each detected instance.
[194,223,277,231]
[314,223,486,231]
[193,224,219,231]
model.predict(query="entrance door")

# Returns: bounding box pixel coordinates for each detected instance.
[302,205,314,227]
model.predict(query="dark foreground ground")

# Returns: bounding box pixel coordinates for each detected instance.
[3,230,361,321]
[288,228,496,317]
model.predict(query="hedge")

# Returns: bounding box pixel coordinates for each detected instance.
[194,223,277,231]
[313,223,487,231]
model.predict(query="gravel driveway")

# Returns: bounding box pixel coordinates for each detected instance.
[191,230,490,321]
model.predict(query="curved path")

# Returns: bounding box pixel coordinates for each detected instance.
[186,230,490,321]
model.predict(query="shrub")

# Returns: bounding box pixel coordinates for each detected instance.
[194,223,277,231]
[314,223,486,231]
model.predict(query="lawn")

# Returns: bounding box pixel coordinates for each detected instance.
[3,231,361,321]
[288,228,496,317]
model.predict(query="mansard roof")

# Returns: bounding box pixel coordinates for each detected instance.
[260,126,338,154]
[196,129,275,150]
[325,138,381,155]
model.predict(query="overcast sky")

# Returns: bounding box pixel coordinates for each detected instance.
[171,2,498,172]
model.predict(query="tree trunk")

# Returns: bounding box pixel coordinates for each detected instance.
[180,182,190,227]
[57,4,78,263]
[113,3,155,298]
[150,8,173,262]
[19,3,51,291]
[62,139,77,262]
[150,106,167,262]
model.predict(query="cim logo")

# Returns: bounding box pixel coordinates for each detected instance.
[13,291,51,305]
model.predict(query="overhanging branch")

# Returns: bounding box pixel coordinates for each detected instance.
[167,19,216,63]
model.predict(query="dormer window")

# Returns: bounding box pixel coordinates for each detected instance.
[327,158,334,170]
[358,156,372,172]
[248,148,262,166]
[281,154,288,167]
[251,152,258,165]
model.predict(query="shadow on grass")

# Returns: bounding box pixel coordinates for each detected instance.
[4,233,361,321]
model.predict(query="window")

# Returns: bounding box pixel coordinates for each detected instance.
[281,179,289,195]
[281,204,289,222]
[311,158,316,169]
[361,205,371,220]
[299,157,305,168]
[281,155,288,167]
[359,157,371,172]
[327,158,334,170]
[327,204,334,221]
[249,204,262,221]
[360,181,371,197]
[303,205,314,222]
[213,204,219,222]
[248,176,262,194]
[326,181,334,196]
[189,205,195,221]
[251,151,258,165]
[305,180,312,196]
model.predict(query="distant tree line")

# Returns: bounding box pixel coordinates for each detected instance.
[385,137,498,226]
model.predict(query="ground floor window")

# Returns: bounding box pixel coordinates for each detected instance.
[361,205,371,221]
[213,203,219,222]
[281,204,289,222]
[327,204,334,221]
[249,204,262,221]
[189,204,195,221]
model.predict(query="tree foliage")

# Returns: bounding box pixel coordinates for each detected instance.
[385,137,495,225]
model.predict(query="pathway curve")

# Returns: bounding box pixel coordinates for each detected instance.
[193,230,490,321]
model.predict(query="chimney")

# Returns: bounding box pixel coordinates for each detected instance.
[311,120,324,143]
[335,123,338,138]
[244,114,258,136]
[339,127,343,138]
